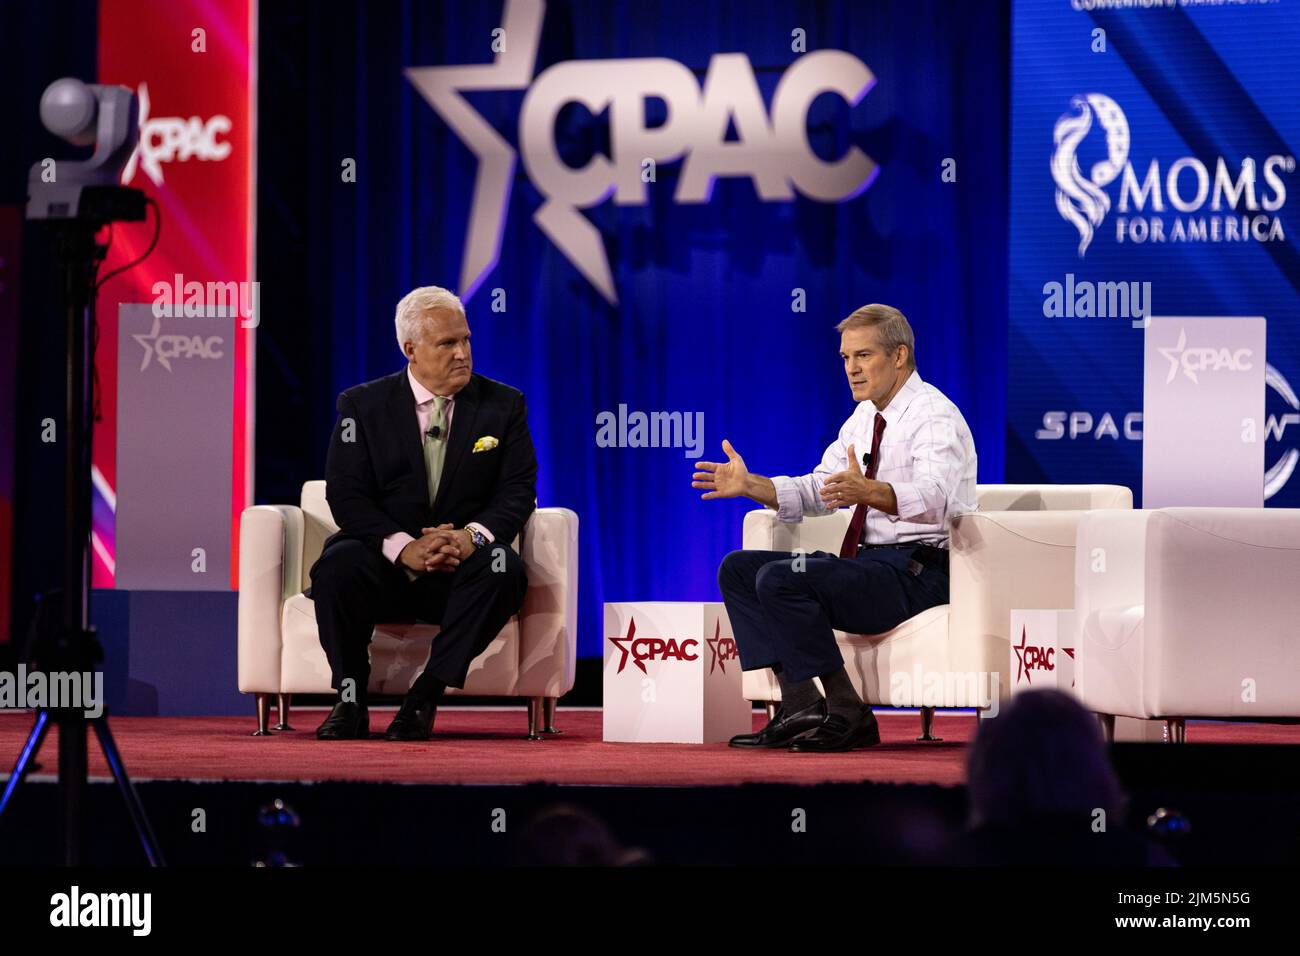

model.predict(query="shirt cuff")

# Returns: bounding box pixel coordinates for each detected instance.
[465,521,495,545]
[382,531,416,565]
[889,482,926,522]
[770,476,805,523]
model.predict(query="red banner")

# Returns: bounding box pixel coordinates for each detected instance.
[95,0,257,588]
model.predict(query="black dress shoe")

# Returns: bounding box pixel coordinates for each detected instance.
[315,701,369,740]
[385,694,438,741]
[788,704,880,752]
[729,699,827,748]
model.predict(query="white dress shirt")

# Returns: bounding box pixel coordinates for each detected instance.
[381,366,494,567]
[770,369,978,548]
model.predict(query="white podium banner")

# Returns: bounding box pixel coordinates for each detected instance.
[603,602,751,743]
[1143,316,1266,508]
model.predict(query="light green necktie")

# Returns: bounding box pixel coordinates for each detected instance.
[424,396,448,506]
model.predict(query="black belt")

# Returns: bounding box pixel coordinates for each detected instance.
[858,542,949,575]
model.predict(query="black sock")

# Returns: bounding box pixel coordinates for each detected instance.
[819,667,864,720]
[409,672,447,703]
[774,668,822,714]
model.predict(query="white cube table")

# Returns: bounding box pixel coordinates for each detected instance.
[603,602,752,743]
[1011,609,1162,742]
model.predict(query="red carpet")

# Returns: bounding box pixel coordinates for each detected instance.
[2,709,1296,788]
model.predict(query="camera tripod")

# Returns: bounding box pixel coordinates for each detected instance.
[0,189,164,866]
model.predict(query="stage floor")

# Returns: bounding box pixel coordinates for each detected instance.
[4,707,1299,789]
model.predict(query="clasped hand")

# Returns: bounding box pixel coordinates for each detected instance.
[399,523,474,573]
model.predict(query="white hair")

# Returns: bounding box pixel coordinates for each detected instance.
[394,285,466,353]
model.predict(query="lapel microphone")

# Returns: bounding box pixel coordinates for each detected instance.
[426,424,442,440]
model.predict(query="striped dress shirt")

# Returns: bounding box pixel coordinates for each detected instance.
[770,370,978,549]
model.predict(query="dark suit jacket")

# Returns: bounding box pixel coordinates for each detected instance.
[315,369,538,565]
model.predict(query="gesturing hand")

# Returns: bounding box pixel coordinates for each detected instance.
[692,439,749,499]
[819,443,872,509]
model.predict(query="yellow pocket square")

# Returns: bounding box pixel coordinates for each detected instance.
[472,435,499,453]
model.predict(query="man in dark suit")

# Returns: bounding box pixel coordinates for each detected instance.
[308,285,537,741]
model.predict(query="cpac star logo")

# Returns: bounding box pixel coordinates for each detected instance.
[121,82,233,188]
[1012,625,1056,685]
[705,619,738,675]
[1158,327,1254,385]
[608,617,699,674]
[609,616,642,674]
[1012,626,1031,684]
[407,0,876,305]
[133,316,225,372]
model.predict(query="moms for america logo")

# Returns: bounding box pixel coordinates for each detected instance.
[1052,93,1293,256]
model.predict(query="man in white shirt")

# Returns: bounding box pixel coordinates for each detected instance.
[693,304,977,752]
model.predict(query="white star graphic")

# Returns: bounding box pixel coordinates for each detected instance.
[133,315,170,372]
[405,0,545,303]
[1158,327,1191,384]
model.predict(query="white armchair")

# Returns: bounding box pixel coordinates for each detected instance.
[740,483,1133,738]
[1074,507,1300,741]
[238,481,578,737]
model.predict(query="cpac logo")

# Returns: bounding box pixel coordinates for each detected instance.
[407,0,876,304]
[1159,327,1253,385]
[1052,93,1291,256]
[705,620,738,675]
[132,316,224,372]
[121,82,232,187]
[608,617,698,675]
[1012,626,1069,685]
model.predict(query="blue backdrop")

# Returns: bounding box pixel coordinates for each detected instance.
[255,0,1010,661]
[1008,1,1300,506]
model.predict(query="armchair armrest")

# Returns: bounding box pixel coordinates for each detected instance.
[516,507,579,697]
[948,510,1092,680]
[1073,509,1151,622]
[742,508,851,554]
[237,505,305,693]
[1148,509,1300,717]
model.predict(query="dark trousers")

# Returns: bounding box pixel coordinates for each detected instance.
[308,538,527,700]
[717,545,950,683]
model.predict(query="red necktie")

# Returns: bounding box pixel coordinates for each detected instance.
[838,412,887,558]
